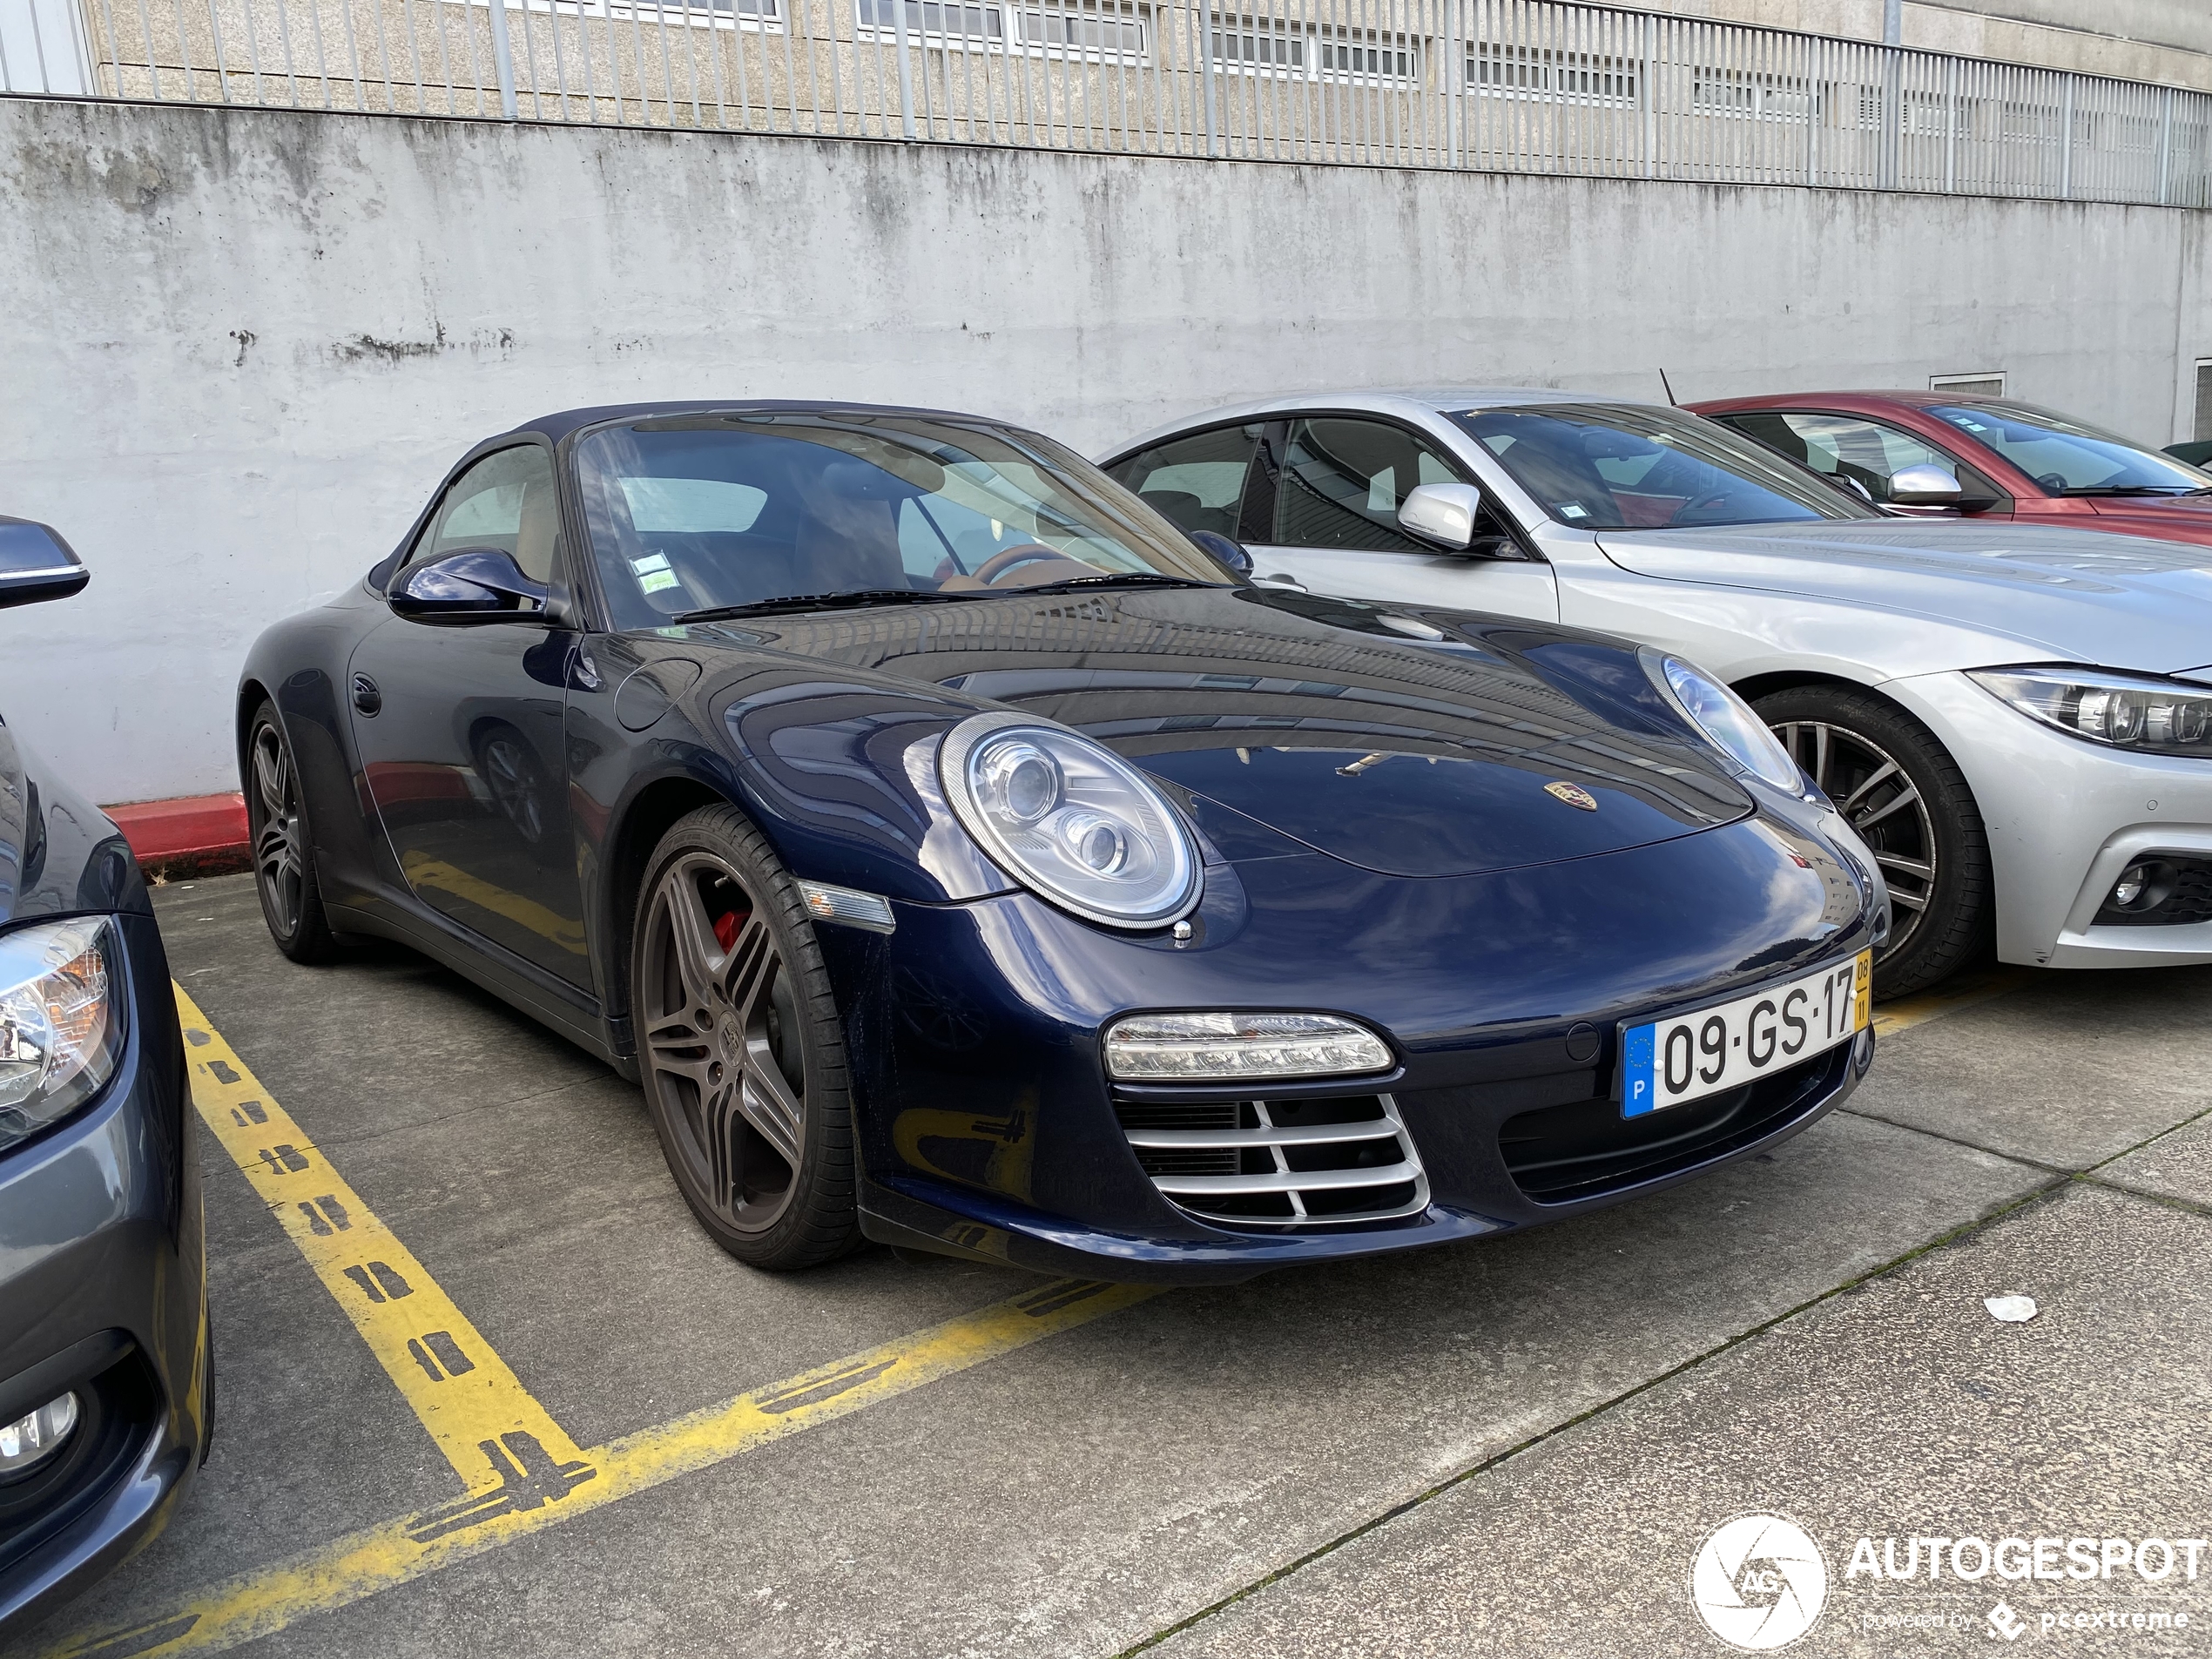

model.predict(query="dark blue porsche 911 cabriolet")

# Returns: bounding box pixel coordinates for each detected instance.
[239,401,1887,1283]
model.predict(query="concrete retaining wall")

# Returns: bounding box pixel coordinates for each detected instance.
[1,94,2205,802]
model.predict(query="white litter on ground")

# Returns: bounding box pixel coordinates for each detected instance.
[1984,1295,2040,1323]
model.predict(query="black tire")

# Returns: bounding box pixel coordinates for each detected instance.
[1756,685,1992,999]
[246,701,340,964]
[631,805,860,1270]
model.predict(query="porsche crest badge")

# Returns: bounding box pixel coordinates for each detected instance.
[1543,781,1599,812]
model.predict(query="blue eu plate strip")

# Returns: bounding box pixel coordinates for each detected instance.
[1622,1022,1656,1118]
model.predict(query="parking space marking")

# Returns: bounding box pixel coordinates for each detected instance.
[1871,966,2038,1041]
[173,983,590,1487]
[43,1276,1158,1659]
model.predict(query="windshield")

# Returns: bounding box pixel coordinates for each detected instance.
[1928,403,2212,496]
[574,414,1232,629]
[1447,404,1877,531]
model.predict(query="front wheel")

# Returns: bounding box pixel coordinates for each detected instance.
[246,702,339,964]
[631,806,860,1270]
[1756,685,1992,999]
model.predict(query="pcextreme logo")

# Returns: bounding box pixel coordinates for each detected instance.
[1690,1514,1831,1650]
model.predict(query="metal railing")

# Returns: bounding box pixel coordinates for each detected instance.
[4,0,2209,204]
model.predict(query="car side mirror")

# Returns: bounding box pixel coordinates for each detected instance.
[1398,483,1484,552]
[1186,529,1253,578]
[391,548,550,620]
[0,518,90,610]
[1887,464,1965,507]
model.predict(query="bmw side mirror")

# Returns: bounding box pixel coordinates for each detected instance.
[0,518,89,610]
[1886,464,1965,507]
[391,548,550,620]
[1398,483,1484,552]
[1187,529,1253,578]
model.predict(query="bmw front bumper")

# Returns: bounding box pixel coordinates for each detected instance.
[1892,670,2212,970]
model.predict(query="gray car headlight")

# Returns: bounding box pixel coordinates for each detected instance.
[940,713,1200,928]
[1970,666,2212,759]
[0,918,124,1154]
[1642,651,1804,792]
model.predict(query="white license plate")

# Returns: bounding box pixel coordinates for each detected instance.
[1621,950,1871,1118]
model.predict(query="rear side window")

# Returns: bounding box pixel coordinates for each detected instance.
[1273,417,1461,552]
[1107,425,1258,536]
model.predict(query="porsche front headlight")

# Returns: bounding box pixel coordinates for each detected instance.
[1969,666,2212,759]
[940,713,1200,928]
[0,918,123,1154]
[1642,651,1804,792]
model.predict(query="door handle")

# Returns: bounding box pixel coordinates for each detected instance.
[351,672,383,716]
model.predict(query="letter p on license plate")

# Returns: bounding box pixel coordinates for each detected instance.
[1620,950,1871,1118]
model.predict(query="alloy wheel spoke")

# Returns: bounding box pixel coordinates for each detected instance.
[1887,887,1931,913]
[659,871,726,1018]
[723,914,779,1026]
[1874,851,1933,881]
[1851,784,1921,833]
[1839,759,1901,817]
[735,1055,805,1173]
[701,1076,745,1211]
[253,735,289,818]
[642,1010,714,1092]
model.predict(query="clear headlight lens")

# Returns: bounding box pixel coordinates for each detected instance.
[1970,666,2212,758]
[0,1393,80,1476]
[1642,651,1803,792]
[1104,1012,1393,1081]
[941,714,1199,928]
[0,918,122,1154]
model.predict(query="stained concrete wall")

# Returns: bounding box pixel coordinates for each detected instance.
[0,94,2205,803]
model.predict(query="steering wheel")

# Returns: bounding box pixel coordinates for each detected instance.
[1670,492,1737,526]
[972,543,1070,584]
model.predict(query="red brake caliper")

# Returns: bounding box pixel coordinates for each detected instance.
[712,910,745,953]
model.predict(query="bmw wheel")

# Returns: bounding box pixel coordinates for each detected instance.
[246,701,339,963]
[632,805,860,1269]
[1757,685,1992,999]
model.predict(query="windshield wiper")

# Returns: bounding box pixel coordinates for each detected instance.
[671,589,972,623]
[2055,485,2200,498]
[998,573,1231,596]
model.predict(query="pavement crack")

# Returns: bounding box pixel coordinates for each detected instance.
[1110,1174,2071,1659]
[1835,1105,2070,1174]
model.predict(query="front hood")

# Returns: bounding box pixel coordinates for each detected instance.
[1597,520,2212,673]
[0,715,145,927]
[682,587,1754,879]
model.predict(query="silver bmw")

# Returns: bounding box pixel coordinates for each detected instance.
[1103,390,2212,996]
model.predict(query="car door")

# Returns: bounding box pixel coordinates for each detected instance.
[1711,409,2013,519]
[1251,415,1560,621]
[347,442,593,989]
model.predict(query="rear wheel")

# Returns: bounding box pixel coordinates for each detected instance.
[631,806,860,1270]
[246,702,338,964]
[1756,685,1991,999]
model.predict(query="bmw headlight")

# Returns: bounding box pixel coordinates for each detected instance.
[940,713,1200,928]
[1970,666,2212,758]
[1642,651,1803,792]
[0,918,123,1154]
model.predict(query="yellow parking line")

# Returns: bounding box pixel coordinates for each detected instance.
[42,1276,1159,1659]
[1871,966,2040,1040]
[173,982,590,1487]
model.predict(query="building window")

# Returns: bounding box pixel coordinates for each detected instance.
[2195,361,2212,443]
[1471,41,1635,105]
[1694,68,1818,122]
[1210,16,1304,73]
[1019,3,1145,58]
[1931,372,2006,398]
[1318,30,1417,82]
[856,0,1003,44]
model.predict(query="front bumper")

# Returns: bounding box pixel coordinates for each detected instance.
[0,910,207,1639]
[1889,671,2212,969]
[819,807,1883,1284]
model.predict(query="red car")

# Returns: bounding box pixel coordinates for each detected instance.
[1689,390,2212,547]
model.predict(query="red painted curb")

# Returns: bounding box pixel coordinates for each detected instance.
[105,793,251,878]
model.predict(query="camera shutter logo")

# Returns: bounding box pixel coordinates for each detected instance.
[1689,1514,1830,1650]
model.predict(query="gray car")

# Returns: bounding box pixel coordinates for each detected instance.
[0,519,208,1635]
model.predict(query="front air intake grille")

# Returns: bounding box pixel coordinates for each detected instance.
[1498,1045,1844,1205]
[1112,1094,1428,1229]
